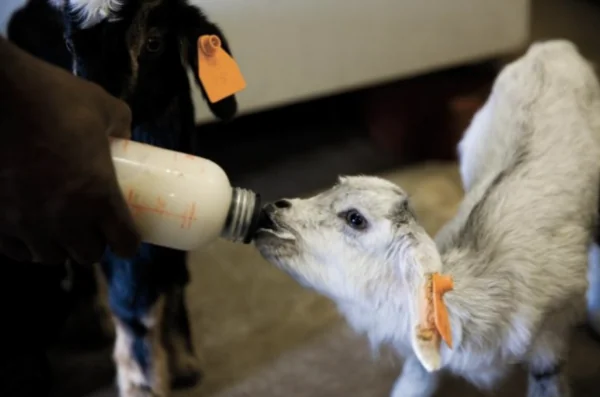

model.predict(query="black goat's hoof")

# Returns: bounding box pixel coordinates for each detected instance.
[168,346,202,390]
[171,369,202,390]
[170,359,202,390]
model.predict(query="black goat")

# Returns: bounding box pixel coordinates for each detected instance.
[7,0,239,396]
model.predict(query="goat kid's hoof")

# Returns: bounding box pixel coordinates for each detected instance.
[120,384,166,397]
[117,369,169,397]
[169,353,202,389]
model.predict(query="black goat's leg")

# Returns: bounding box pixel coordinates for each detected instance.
[102,245,199,397]
[526,323,572,397]
[102,245,170,397]
[111,297,169,397]
[161,257,202,389]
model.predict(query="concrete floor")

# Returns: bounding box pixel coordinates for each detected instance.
[53,165,600,397]
[48,1,600,396]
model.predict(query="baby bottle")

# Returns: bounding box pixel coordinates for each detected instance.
[110,138,262,251]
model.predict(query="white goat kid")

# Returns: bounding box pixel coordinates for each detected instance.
[254,40,600,397]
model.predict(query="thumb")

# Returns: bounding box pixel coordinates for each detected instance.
[105,100,133,139]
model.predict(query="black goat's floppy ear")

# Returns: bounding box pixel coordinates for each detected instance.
[181,5,239,122]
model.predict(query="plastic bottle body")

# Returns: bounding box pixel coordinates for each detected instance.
[110,138,260,251]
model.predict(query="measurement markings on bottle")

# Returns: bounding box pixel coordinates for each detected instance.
[126,188,198,229]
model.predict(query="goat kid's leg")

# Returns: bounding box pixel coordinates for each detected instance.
[527,362,570,397]
[140,247,201,388]
[103,246,200,397]
[391,355,440,397]
[113,298,169,397]
[527,330,572,397]
[162,281,202,389]
[587,241,600,338]
[103,246,172,397]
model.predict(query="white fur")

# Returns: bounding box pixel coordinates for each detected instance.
[255,39,600,397]
[113,297,169,397]
[48,0,123,28]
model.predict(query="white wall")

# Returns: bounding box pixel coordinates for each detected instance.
[191,0,531,123]
[0,0,26,35]
[0,0,531,124]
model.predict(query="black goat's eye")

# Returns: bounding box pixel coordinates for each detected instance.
[146,36,163,53]
[343,209,368,230]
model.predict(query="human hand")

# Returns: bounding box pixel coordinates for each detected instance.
[0,37,140,264]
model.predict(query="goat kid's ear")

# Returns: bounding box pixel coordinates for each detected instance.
[396,228,448,372]
[182,6,238,122]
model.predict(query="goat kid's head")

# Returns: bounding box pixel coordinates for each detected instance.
[254,176,444,306]
[48,0,237,123]
[255,176,450,371]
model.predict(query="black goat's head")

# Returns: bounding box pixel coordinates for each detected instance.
[48,0,238,123]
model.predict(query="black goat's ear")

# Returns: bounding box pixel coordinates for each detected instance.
[181,6,238,122]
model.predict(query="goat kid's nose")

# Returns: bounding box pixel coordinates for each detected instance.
[264,199,292,215]
[274,199,292,209]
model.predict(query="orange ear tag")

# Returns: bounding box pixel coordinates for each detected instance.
[197,35,246,103]
[432,273,454,348]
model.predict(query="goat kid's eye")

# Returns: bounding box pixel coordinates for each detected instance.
[342,209,368,231]
[146,36,163,53]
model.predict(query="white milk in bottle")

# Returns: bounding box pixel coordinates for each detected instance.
[110,138,261,251]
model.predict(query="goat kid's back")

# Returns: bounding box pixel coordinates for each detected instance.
[458,40,600,192]
[436,41,600,370]
[443,39,600,267]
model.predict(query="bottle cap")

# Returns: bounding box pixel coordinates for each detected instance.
[221,188,262,244]
[243,194,263,243]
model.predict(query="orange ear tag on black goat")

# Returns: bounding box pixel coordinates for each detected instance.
[197,35,246,103]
